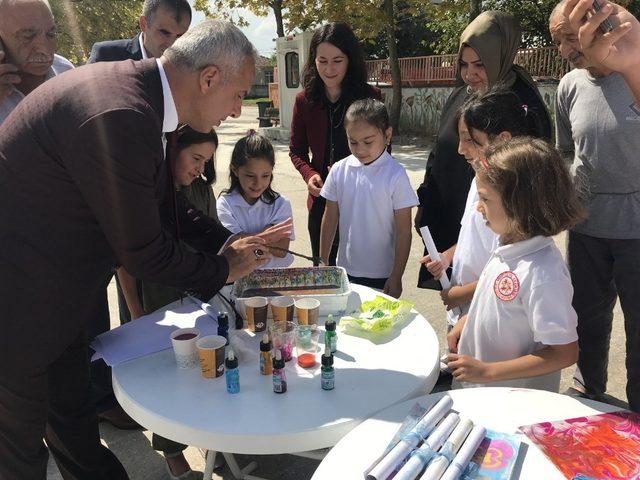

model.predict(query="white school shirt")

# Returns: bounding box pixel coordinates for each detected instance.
[320,151,418,278]
[217,190,295,269]
[446,178,499,325]
[456,236,578,392]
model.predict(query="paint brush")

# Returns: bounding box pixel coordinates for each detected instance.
[267,246,325,265]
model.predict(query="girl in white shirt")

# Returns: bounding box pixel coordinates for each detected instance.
[319,98,418,298]
[217,131,295,269]
[447,137,584,391]
[422,89,530,326]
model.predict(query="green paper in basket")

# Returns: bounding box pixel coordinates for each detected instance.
[340,296,413,333]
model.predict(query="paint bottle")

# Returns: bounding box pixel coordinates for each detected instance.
[260,333,273,375]
[272,349,287,394]
[225,349,239,394]
[324,314,337,353]
[321,344,334,391]
[217,311,229,345]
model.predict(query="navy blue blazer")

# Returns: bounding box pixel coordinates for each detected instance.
[88,35,143,63]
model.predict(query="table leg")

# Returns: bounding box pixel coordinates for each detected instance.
[222,452,263,480]
[291,448,329,461]
[203,450,218,479]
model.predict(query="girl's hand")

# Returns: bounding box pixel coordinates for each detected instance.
[447,353,494,383]
[419,250,452,280]
[441,286,466,310]
[446,315,467,353]
[256,218,293,244]
[383,275,402,299]
[307,174,324,197]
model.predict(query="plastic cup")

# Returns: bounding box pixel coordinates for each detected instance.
[196,335,226,378]
[170,328,200,369]
[244,297,268,332]
[295,298,320,325]
[269,321,296,362]
[295,324,320,368]
[271,296,295,323]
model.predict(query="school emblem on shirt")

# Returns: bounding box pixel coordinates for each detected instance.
[494,271,520,301]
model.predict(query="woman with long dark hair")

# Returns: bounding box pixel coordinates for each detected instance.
[289,22,382,265]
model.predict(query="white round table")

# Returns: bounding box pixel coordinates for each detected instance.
[311,387,624,479]
[112,285,439,473]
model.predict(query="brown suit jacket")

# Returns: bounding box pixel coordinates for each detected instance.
[0,59,229,369]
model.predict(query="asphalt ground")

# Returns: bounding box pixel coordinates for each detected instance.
[47,105,629,479]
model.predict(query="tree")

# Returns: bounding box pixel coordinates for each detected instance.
[50,0,143,64]
[426,0,563,54]
[203,0,286,37]
[51,0,212,64]
[286,0,434,134]
[470,0,482,20]
[362,6,437,58]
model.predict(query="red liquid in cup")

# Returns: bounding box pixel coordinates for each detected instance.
[174,333,197,341]
[297,353,317,368]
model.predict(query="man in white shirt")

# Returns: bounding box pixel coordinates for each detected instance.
[0,0,73,125]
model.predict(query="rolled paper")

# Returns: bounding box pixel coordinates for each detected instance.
[441,417,474,462]
[418,417,474,480]
[393,413,460,480]
[419,226,461,318]
[419,226,451,290]
[419,455,449,480]
[440,425,487,480]
[367,395,454,480]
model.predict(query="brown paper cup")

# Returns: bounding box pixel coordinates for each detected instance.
[196,335,226,378]
[294,298,320,326]
[271,296,295,323]
[244,297,268,332]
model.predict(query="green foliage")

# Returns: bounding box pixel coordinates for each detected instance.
[424,0,468,54]
[426,0,562,54]
[50,0,212,65]
[362,5,438,58]
[50,0,143,64]
[486,0,559,47]
[619,0,640,17]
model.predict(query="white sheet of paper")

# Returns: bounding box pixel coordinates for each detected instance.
[90,298,219,367]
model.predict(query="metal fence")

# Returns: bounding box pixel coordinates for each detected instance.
[366,46,570,85]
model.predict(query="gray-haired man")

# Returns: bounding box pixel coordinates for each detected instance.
[0,0,73,125]
[550,1,640,413]
[0,20,289,479]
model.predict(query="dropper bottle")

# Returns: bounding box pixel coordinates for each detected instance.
[321,344,335,390]
[324,314,337,353]
[272,349,287,394]
[225,349,240,394]
[260,333,273,375]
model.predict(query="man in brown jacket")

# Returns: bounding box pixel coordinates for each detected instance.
[0,20,287,479]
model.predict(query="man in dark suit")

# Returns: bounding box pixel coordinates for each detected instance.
[88,0,191,63]
[0,20,287,479]
[85,0,193,435]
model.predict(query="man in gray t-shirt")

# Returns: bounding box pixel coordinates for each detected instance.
[551,3,640,412]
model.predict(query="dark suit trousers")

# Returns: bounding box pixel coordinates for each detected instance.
[308,196,338,266]
[0,329,128,480]
[568,230,640,412]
